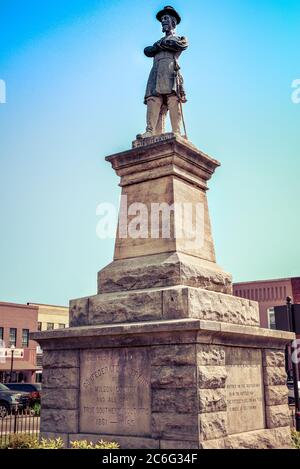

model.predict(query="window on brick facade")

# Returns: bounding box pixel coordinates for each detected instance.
[9,328,17,347]
[22,329,29,347]
[37,322,42,331]
[47,323,54,331]
[0,327,3,342]
[59,324,66,329]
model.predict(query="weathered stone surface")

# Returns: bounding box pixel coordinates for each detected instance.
[80,348,151,437]
[151,366,196,388]
[163,288,189,320]
[42,368,79,389]
[69,298,89,327]
[152,388,197,414]
[98,252,232,295]
[225,426,292,449]
[199,412,228,441]
[69,434,159,449]
[264,367,287,386]
[198,366,227,389]
[197,344,225,366]
[266,405,291,429]
[199,389,227,413]
[42,388,78,410]
[41,409,78,433]
[189,289,259,326]
[265,386,289,406]
[43,350,79,369]
[40,432,69,448]
[152,413,199,441]
[263,350,285,368]
[225,347,265,435]
[160,440,199,449]
[200,438,226,449]
[151,344,195,366]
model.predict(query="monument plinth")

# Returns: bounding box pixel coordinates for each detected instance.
[32,135,294,449]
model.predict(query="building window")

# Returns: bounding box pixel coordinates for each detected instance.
[22,329,29,347]
[37,322,42,331]
[47,323,54,331]
[59,324,66,329]
[268,307,276,330]
[0,327,3,342]
[9,328,17,347]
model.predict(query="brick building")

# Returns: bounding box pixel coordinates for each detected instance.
[0,302,39,383]
[233,276,300,329]
[0,301,69,384]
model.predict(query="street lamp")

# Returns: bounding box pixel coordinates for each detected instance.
[10,345,15,383]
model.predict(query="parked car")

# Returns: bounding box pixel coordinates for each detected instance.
[287,380,300,405]
[5,383,41,404]
[0,383,30,418]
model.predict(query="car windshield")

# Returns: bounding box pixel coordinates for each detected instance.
[0,383,9,391]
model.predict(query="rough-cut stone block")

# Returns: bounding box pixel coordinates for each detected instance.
[42,388,78,410]
[152,413,199,441]
[43,350,79,369]
[198,366,227,389]
[197,344,225,366]
[163,288,189,320]
[189,289,259,326]
[200,438,226,449]
[160,440,199,449]
[98,252,232,295]
[69,298,89,327]
[264,367,287,386]
[266,405,291,429]
[199,412,228,441]
[225,427,292,449]
[42,368,79,389]
[40,432,69,448]
[151,366,196,388]
[152,388,197,414]
[265,386,289,406]
[263,350,285,368]
[69,434,159,449]
[199,389,227,413]
[41,409,78,433]
[151,344,195,366]
[88,290,163,325]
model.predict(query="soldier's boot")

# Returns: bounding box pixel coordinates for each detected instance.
[141,97,163,138]
[168,95,182,136]
[155,104,168,135]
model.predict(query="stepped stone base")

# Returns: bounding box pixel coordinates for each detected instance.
[33,319,294,449]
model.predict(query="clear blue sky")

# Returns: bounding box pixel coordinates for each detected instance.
[0,0,299,306]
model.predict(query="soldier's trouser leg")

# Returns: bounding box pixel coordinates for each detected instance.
[155,103,168,135]
[146,96,163,135]
[167,95,182,135]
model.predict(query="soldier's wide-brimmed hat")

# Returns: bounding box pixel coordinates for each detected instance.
[156,6,181,25]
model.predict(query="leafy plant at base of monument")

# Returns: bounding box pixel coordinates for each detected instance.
[1,434,119,450]
[70,439,119,449]
[291,431,300,449]
[1,434,39,449]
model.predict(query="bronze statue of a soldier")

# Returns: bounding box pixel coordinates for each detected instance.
[140,6,188,139]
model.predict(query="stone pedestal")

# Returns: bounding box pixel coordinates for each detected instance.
[32,135,294,449]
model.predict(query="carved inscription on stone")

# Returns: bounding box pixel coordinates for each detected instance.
[225,347,265,435]
[80,348,151,436]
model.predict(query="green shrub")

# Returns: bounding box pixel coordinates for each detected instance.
[32,402,41,417]
[1,434,119,450]
[70,440,119,450]
[292,431,300,449]
[1,434,39,449]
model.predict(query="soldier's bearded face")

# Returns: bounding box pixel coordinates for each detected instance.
[161,15,175,33]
